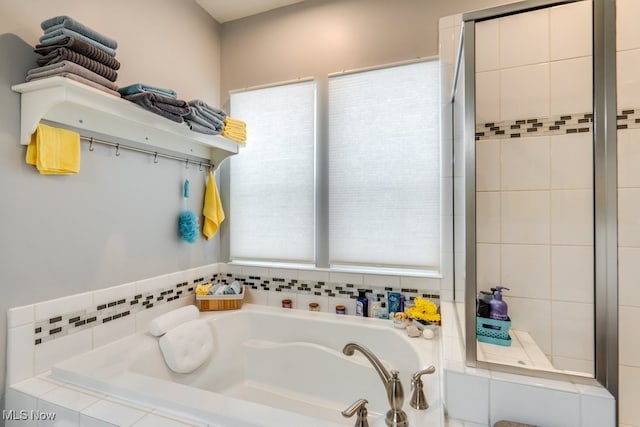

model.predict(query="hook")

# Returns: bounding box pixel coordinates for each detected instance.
[199,163,203,172]
[185,159,189,169]
[89,137,95,152]
[153,152,159,164]
[115,144,121,157]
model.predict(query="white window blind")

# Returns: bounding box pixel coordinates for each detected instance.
[328,61,440,270]
[229,81,316,263]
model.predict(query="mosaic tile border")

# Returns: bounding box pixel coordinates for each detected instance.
[33,276,208,346]
[33,271,440,345]
[476,108,640,141]
[475,111,593,141]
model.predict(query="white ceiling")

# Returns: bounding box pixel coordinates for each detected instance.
[195,0,304,23]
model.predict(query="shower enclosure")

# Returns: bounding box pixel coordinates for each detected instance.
[451,0,617,398]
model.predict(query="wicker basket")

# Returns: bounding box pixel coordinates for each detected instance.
[196,285,245,311]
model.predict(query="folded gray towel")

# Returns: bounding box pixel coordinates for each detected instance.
[35,36,120,70]
[41,15,118,49]
[39,29,116,57]
[184,100,226,134]
[27,60,118,91]
[36,48,117,82]
[123,92,190,123]
[26,74,121,98]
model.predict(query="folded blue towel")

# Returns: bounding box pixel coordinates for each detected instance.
[184,100,227,135]
[119,83,177,99]
[39,29,116,57]
[41,16,118,49]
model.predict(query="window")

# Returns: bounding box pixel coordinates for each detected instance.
[229,60,440,272]
[328,61,441,270]
[229,81,316,263]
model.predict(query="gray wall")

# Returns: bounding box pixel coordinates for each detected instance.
[220,0,514,104]
[0,0,221,404]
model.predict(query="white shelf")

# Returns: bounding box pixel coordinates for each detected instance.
[11,77,239,166]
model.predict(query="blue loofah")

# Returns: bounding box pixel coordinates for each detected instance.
[179,210,199,243]
[178,179,199,243]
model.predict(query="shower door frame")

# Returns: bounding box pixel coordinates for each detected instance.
[458,0,618,400]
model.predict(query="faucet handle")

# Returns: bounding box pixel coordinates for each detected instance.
[410,365,436,410]
[342,399,369,427]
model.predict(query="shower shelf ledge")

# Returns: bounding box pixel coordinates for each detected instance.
[11,76,239,166]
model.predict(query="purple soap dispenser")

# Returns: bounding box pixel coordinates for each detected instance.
[489,286,510,321]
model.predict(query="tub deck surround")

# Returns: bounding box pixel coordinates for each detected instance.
[9,305,443,427]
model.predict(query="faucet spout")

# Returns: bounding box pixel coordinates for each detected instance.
[343,343,408,427]
[343,342,392,384]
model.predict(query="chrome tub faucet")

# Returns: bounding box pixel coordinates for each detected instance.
[342,342,408,427]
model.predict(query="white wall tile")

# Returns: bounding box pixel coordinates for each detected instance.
[476,71,500,124]
[5,389,38,427]
[549,57,592,116]
[93,283,136,307]
[490,378,580,427]
[8,305,34,328]
[444,370,489,424]
[10,378,60,398]
[241,266,270,277]
[328,271,363,285]
[550,133,593,189]
[34,292,93,322]
[331,296,357,316]
[243,288,269,305]
[550,1,592,60]
[268,268,299,280]
[476,140,501,191]
[501,244,550,299]
[6,324,35,385]
[34,329,92,375]
[477,244,500,290]
[476,192,500,243]
[552,356,594,376]
[551,245,593,303]
[506,297,551,355]
[39,385,100,415]
[551,301,593,360]
[619,247,640,307]
[362,274,400,288]
[580,392,616,427]
[501,191,550,244]
[618,128,640,188]
[135,275,169,296]
[551,189,593,245]
[133,412,204,427]
[476,19,499,72]
[80,399,146,427]
[619,365,640,426]
[617,0,640,51]
[499,8,549,68]
[134,303,169,333]
[267,291,297,309]
[500,64,550,122]
[618,188,640,247]
[620,305,640,367]
[92,316,136,349]
[501,137,550,190]
[400,276,441,292]
[297,269,330,283]
[617,49,640,110]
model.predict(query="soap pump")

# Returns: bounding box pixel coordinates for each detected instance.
[489,286,510,321]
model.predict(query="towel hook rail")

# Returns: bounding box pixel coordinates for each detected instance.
[77,135,213,171]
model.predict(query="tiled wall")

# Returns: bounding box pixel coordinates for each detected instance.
[616,0,640,425]
[473,1,595,375]
[6,262,441,391]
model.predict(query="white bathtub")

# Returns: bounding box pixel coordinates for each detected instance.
[51,304,443,427]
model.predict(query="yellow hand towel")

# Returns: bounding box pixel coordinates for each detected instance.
[203,170,225,239]
[224,117,247,129]
[26,123,80,175]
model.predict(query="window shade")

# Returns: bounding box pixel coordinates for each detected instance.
[328,61,440,269]
[229,81,316,263]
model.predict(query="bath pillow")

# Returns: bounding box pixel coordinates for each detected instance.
[149,305,199,337]
[159,319,213,374]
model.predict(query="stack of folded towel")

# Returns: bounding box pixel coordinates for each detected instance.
[28,16,120,97]
[221,117,247,144]
[184,100,227,135]
[119,83,190,123]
